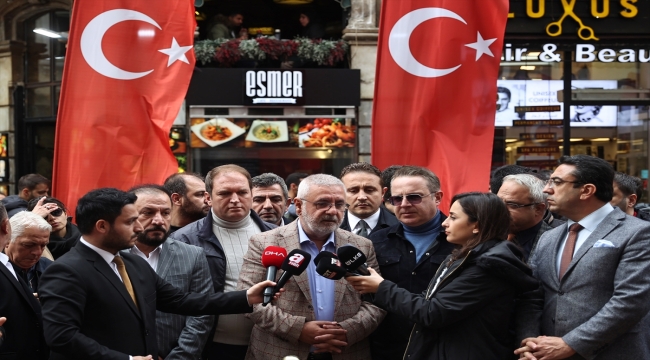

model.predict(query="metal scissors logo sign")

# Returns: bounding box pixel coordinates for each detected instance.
[546,0,599,40]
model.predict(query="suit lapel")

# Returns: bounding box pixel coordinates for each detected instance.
[157,239,174,279]
[0,263,40,313]
[80,244,142,318]
[333,229,350,310]
[545,224,569,286]
[278,223,313,305]
[562,210,623,280]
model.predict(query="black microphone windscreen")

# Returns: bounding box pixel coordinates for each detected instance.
[314,251,338,266]
[315,258,346,280]
[280,249,312,275]
[337,244,368,272]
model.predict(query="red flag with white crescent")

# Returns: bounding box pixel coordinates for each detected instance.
[372,0,508,212]
[53,0,195,216]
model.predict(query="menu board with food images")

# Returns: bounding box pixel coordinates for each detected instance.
[189,118,356,149]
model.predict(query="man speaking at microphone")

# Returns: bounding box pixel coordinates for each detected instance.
[238,174,385,360]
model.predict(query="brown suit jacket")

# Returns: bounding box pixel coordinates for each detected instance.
[238,221,385,360]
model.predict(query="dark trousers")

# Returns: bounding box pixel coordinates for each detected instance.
[307,353,333,360]
[208,342,248,360]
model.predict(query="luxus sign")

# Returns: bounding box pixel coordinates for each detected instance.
[244,70,304,105]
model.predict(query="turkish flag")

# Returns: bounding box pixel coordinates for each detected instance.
[53,0,196,216]
[372,0,508,212]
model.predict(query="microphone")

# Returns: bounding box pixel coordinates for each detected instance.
[273,249,311,294]
[314,252,361,280]
[261,246,287,306]
[337,244,370,275]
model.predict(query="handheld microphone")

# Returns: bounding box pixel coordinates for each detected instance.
[261,246,287,306]
[273,249,311,294]
[337,244,370,275]
[314,252,361,280]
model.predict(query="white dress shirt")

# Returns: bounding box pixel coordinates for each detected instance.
[348,209,381,236]
[128,244,163,271]
[556,203,614,275]
[0,251,17,281]
[80,238,124,282]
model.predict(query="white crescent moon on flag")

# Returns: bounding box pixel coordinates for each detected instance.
[388,8,467,78]
[80,9,161,80]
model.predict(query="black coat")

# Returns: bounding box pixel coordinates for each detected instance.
[368,216,455,360]
[0,261,48,360]
[169,210,276,294]
[339,207,398,235]
[38,243,252,360]
[373,240,540,360]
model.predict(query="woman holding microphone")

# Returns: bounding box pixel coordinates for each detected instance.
[346,192,540,359]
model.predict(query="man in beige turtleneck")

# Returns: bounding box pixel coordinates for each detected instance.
[170,164,276,360]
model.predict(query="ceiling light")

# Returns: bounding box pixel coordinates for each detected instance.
[591,138,611,142]
[520,65,535,71]
[34,28,61,38]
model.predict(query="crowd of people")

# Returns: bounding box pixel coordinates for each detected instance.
[1,155,650,360]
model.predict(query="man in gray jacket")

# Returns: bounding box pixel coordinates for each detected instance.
[124,185,213,360]
[516,155,650,360]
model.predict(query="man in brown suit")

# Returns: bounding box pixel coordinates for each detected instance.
[238,174,385,360]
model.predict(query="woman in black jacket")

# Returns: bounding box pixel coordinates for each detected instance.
[346,192,540,360]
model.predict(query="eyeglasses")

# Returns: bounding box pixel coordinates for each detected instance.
[300,199,347,211]
[505,202,539,209]
[44,208,64,218]
[545,177,582,188]
[389,193,433,206]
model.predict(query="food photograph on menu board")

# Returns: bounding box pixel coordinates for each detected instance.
[495,80,618,127]
[189,118,356,149]
[0,133,7,157]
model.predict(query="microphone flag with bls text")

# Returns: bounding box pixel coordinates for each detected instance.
[52,0,196,216]
[371,0,509,212]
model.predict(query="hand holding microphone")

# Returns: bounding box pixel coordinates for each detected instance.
[261,246,287,306]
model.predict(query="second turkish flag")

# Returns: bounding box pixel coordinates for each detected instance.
[372,0,508,211]
[53,0,196,216]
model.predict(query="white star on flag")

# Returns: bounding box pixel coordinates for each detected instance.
[464,32,497,61]
[158,38,193,66]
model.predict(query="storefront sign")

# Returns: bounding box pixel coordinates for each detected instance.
[504,43,650,63]
[245,70,304,105]
[517,146,560,154]
[520,133,557,140]
[515,105,561,112]
[505,0,648,37]
[187,68,361,107]
[513,120,564,126]
[517,160,559,168]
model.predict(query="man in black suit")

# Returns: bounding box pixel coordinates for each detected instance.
[0,203,49,360]
[339,163,398,237]
[38,188,276,360]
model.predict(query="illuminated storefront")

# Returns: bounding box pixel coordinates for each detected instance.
[493,0,650,197]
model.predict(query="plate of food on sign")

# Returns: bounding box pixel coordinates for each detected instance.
[191,118,245,147]
[245,120,289,143]
[299,118,356,148]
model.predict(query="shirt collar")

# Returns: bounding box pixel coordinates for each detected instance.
[347,208,381,232]
[80,237,119,264]
[130,243,163,258]
[297,220,336,247]
[0,252,9,267]
[567,203,614,232]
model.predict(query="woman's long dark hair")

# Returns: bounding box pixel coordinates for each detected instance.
[449,192,510,261]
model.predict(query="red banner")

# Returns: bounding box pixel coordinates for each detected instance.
[53,0,195,216]
[371,0,508,212]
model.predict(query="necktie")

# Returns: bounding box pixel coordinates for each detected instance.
[559,223,583,280]
[357,220,369,238]
[113,256,139,309]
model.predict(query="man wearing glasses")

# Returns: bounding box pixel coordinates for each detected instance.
[368,166,455,360]
[516,155,650,360]
[497,174,564,262]
[239,174,384,360]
